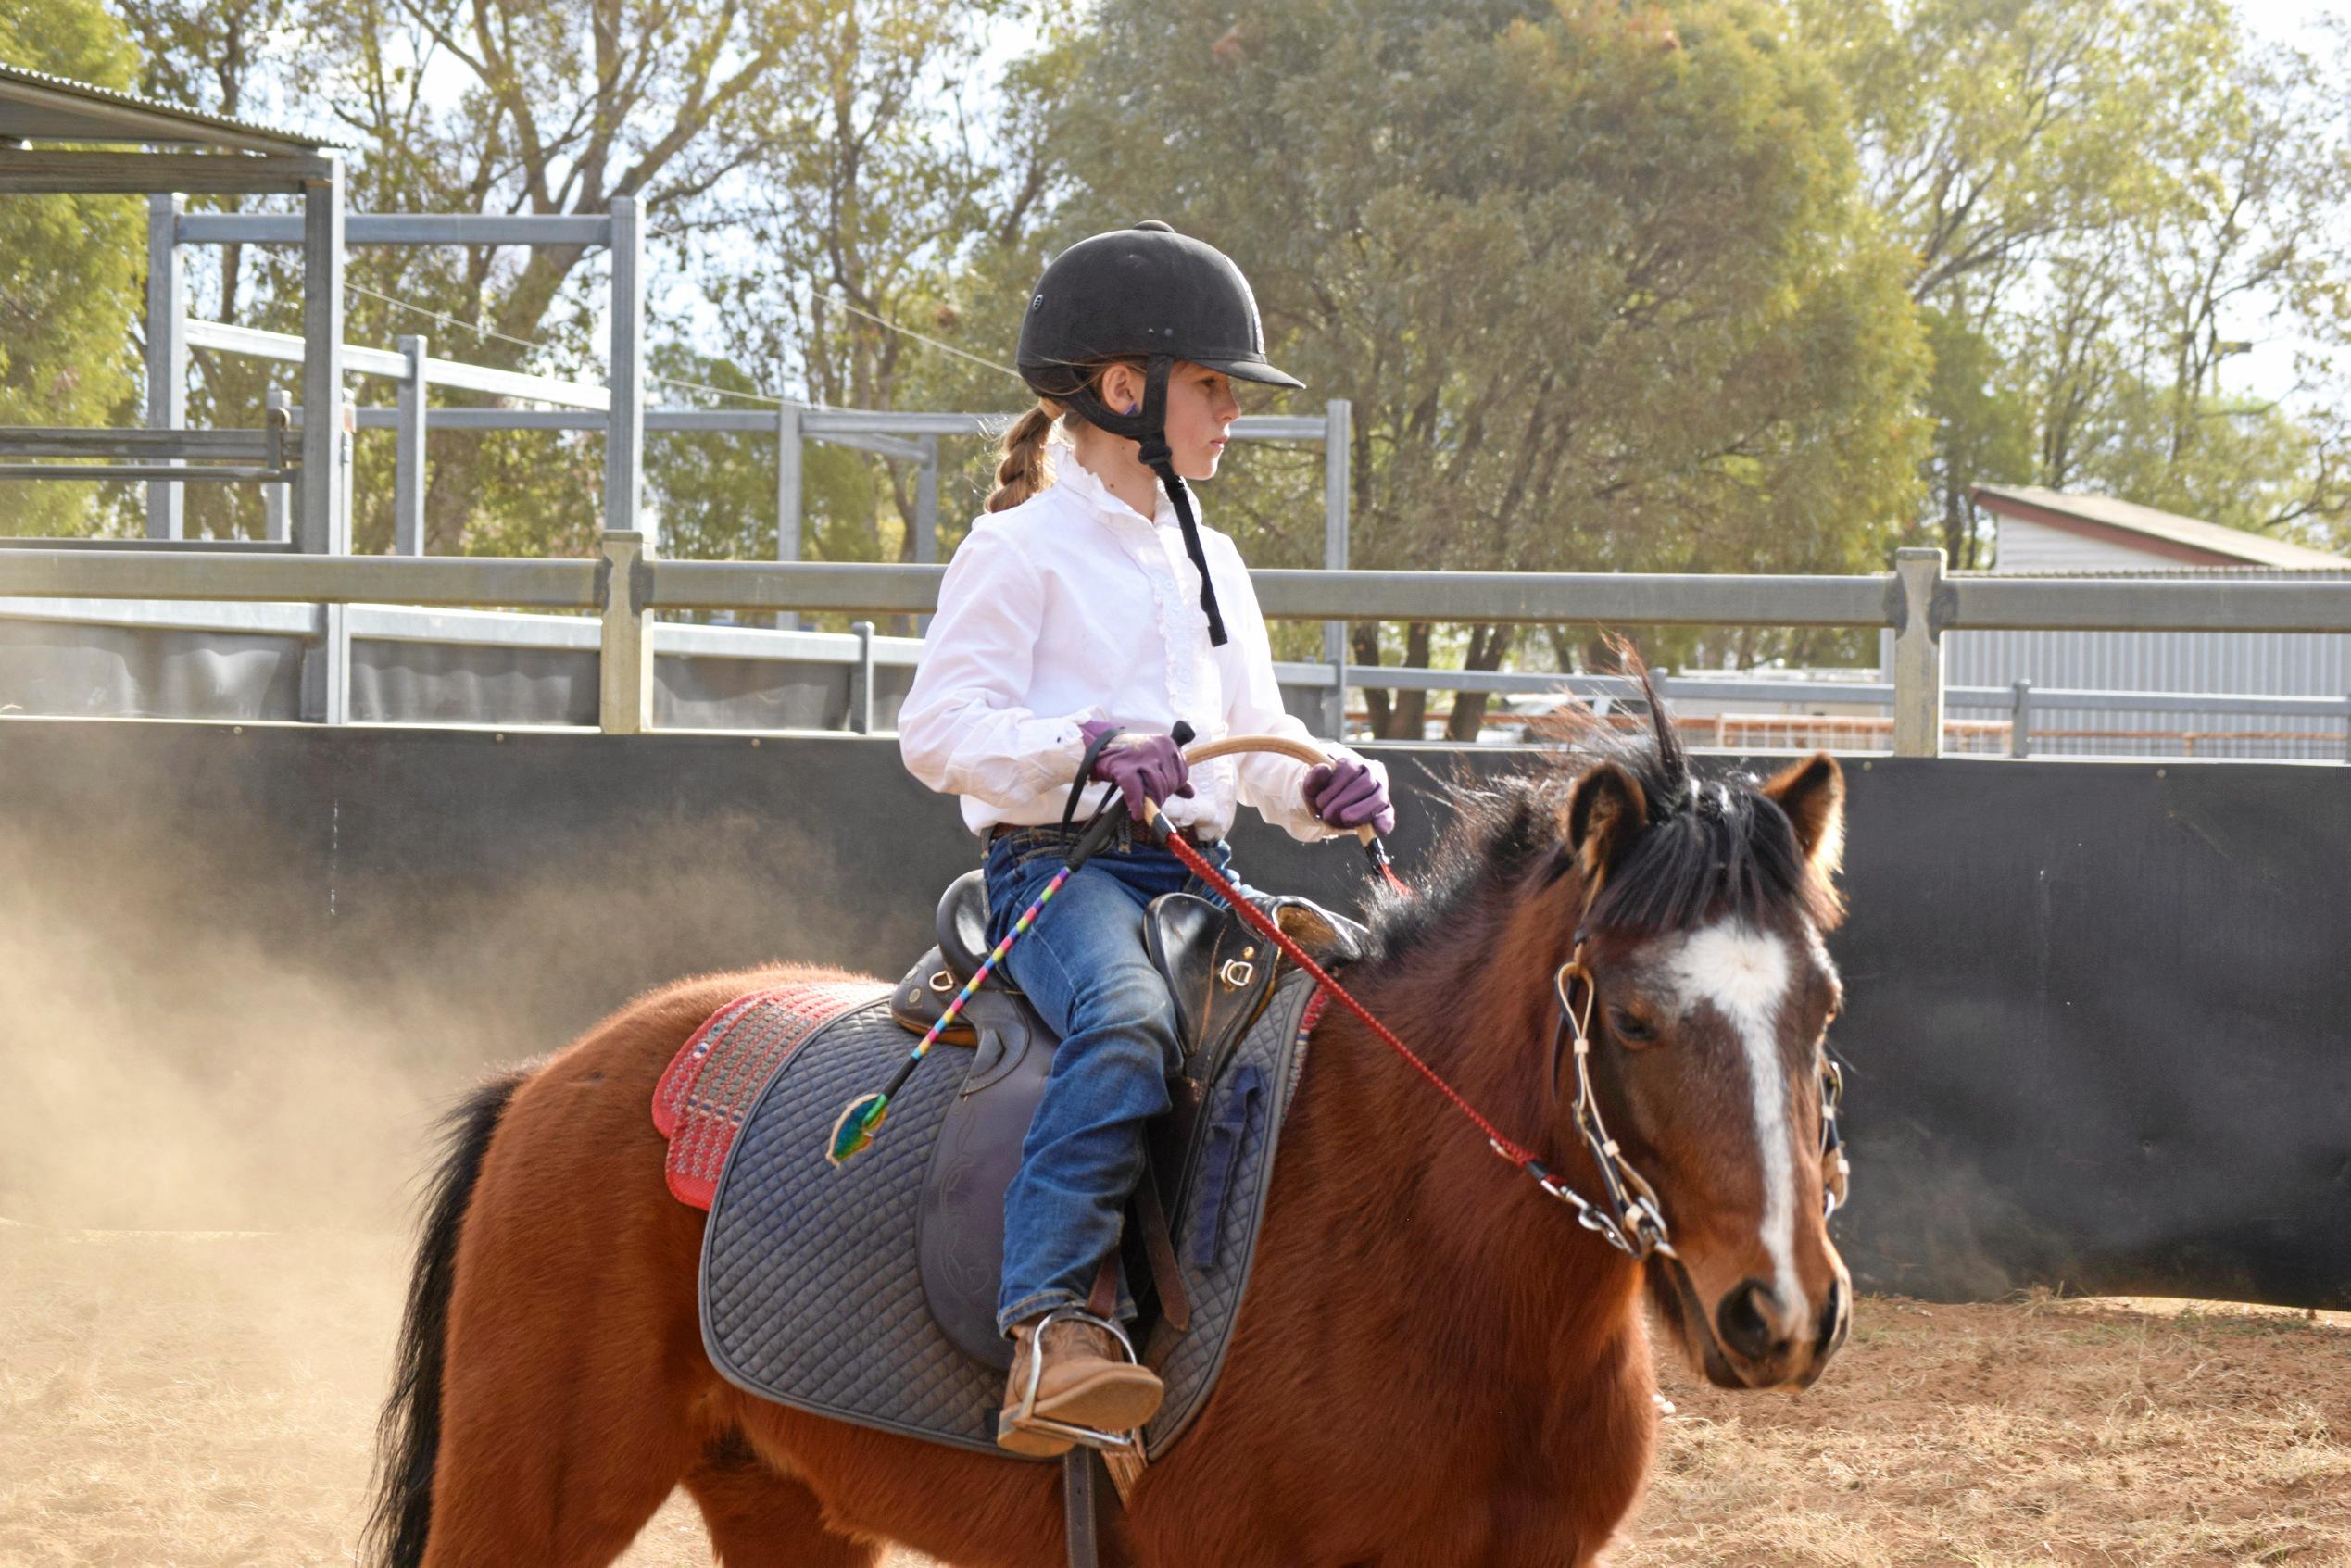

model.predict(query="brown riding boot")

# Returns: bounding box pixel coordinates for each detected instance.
[996,1311,1164,1458]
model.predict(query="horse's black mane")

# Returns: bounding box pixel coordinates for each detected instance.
[1363,672,1835,966]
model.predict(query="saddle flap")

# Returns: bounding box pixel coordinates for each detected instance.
[916,988,1057,1371]
[1144,893,1281,1088]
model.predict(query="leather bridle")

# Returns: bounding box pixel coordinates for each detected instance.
[1542,940,1851,1264]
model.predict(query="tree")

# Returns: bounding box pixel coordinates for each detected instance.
[1810,0,2351,558]
[114,0,1069,556]
[692,1,1067,565]
[0,0,145,536]
[1056,0,1929,734]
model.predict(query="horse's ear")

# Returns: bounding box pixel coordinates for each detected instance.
[1762,751,1845,878]
[1563,760,1648,885]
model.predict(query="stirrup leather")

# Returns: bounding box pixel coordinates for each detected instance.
[1000,1307,1153,1460]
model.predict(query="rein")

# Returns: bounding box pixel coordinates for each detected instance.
[1147,757,1851,1268]
[1153,822,1677,1260]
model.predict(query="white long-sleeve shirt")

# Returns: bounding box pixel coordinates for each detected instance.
[899,444,1384,843]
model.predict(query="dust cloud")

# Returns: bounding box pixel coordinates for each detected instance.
[0,792,859,1232]
[0,759,889,1565]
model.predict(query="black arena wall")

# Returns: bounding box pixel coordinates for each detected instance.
[0,719,2343,1309]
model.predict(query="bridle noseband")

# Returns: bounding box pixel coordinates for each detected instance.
[1531,939,1850,1264]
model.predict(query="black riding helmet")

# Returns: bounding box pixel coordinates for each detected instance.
[1017,220,1302,646]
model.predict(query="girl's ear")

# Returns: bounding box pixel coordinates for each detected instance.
[1097,361,1144,416]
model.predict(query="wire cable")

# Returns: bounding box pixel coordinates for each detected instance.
[819,293,1022,380]
[348,282,781,406]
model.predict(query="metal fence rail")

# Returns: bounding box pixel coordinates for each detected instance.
[6,539,2349,756]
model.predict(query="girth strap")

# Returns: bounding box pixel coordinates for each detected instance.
[1131,1158,1192,1334]
[1062,1448,1107,1568]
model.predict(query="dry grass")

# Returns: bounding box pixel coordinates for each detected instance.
[1616,1293,2351,1568]
[4,1223,2345,1567]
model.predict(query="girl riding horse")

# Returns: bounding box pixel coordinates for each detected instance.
[897,220,1398,1456]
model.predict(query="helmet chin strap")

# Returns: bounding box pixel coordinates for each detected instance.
[1067,355,1229,647]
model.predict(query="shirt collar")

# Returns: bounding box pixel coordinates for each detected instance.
[1050,437,1184,532]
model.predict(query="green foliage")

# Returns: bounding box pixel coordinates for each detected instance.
[1052,0,1930,722]
[1921,306,2032,567]
[1811,0,2351,558]
[0,0,145,535]
[96,0,2351,608]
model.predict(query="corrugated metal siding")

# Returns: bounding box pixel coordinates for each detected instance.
[1941,567,2351,759]
[1991,517,2174,573]
[0,618,916,732]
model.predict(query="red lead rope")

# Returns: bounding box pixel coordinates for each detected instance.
[1156,829,1541,1169]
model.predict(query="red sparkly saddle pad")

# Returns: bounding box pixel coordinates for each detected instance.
[653,980,880,1209]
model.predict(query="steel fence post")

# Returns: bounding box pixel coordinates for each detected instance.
[145,193,185,541]
[264,388,291,543]
[394,334,429,554]
[775,401,803,632]
[598,531,655,734]
[604,196,646,545]
[296,157,345,560]
[850,620,875,734]
[914,433,939,635]
[1321,398,1352,739]
[316,398,356,724]
[1891,547,1946,759]
[2009,679,2032,759]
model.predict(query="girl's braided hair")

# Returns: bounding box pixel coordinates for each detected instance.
[985,358,1146,513]
[986,401,1061,513]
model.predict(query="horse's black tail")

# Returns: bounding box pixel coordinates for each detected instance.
[360,1070,528,1568]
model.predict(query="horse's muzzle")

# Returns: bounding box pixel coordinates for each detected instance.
[1686,1253,1852,1392]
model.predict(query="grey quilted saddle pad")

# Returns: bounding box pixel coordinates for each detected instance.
[700,973,1321,1459]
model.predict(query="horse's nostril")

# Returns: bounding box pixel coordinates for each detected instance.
[1716,1278,1783,1363]
[1817,1274,1847,1358]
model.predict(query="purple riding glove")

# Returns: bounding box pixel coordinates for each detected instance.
[1080,720,1195,822]
[1303,757,1397,836]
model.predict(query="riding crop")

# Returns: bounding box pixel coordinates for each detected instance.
[824,730,1402,1168]
[823,797,1127,1166]
[825,720,1208,1167]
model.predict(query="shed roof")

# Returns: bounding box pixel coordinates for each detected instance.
[0,61,333,157]
[1974,483,2351,571]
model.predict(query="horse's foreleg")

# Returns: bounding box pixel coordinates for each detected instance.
[682,1432,884,1567]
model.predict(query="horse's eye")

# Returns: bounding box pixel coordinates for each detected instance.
[1607,1008,1656,1045]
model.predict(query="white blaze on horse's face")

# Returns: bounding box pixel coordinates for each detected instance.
[1663,922,1801,1316]
[1611,911,1847,1391]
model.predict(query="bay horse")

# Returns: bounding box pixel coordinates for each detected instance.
[365,697,1854,1567]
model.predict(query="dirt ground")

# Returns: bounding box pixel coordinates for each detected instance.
[3,1221,2345,1568]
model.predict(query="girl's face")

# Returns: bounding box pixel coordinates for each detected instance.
[1100,361,1242,482]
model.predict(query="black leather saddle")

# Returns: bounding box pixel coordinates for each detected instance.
[888,868,1364,1369]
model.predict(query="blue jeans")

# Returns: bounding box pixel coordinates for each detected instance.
[983,823,1243,1335]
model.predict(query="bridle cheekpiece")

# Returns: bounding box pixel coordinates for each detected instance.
[1528,937,1850,1262]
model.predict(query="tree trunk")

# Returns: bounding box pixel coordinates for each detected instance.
[1352,623,1390,738]
[1388,622,1432,741]
[1443,624,1515,743]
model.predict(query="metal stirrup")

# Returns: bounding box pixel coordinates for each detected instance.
[1005,1307,1152,1457]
